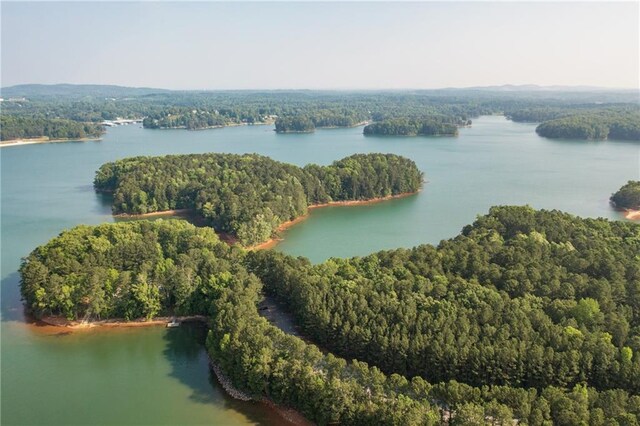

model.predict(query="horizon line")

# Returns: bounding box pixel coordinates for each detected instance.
[2,82,639,92]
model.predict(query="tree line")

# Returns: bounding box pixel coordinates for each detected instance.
[0,115,104,141]
[94,153,423,246]
[19,212,640,424]
[247,206,640,395]
[274,110,369,133]
[363,116,468,137]
[505,106,640,141]
[3,87,638,140]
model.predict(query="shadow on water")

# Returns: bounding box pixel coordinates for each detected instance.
[0,271,72,338]
[161,322,283,425]
[1,272,25,323]
[93,190,115,216]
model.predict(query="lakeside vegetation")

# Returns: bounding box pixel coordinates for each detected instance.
[94,153,423,246]
[3,84,638,140]
[506,106,640,141]
[0,115,104,141]
[248,206,640,394]
[20,209,640,424]
[363,116,466,136]
[274,111,369,133]
[611,181,640,210]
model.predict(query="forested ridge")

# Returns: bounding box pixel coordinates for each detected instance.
[611,181,640,210]
[94,153,423,246]
[248,206,640,396]
[19,211,640,424]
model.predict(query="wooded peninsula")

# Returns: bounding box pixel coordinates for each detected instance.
[20,206,640,424]
[94,153,423,246]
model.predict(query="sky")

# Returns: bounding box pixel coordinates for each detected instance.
[1,1,638,90]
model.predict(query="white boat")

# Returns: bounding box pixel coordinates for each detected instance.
[166,319,180,328]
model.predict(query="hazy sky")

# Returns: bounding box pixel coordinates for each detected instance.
[1,2,638,89]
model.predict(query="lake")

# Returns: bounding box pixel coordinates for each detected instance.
[2,116,637,424]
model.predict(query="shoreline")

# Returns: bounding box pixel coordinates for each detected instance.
[208,356,312,425]
[147,121,274,131]
[29,314,311,424]
[0,136,102,148]
[36,315,207,330]
[110,191,419,250]
[624,209,640,220]
[316,120,370,129]
[114,208,191,218]
[248,191,419,250]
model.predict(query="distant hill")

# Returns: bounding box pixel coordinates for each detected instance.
[461,84,638,92]
[0,84,170,99]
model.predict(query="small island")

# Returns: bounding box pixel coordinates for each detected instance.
[611,180,640,219]
[94,153,423,246]
[363,117,466,136]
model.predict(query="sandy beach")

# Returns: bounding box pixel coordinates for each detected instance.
[114,209,191,218]
[0,136,102,148]
[624,209,640,220]
[35,315,207,330]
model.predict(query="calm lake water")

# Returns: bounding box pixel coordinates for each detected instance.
[1,116,638,425]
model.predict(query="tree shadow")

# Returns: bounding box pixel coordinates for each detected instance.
[93,190,114,216]
[161,322,285,425]
[1,271,24,323]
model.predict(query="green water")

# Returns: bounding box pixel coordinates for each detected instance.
[1,116,638,424]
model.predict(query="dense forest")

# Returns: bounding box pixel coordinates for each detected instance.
[274,110,369,133]
[142,111,235,130]
[363,116,467,136]
[504,106,640,141]
[0,115,104,141]
[3,84,638,140]
[248,206,640,396]
[274,115,315,133]
[94,153,423,246]
[19,220,241,320]
[535,110,640,141]
[20,211,640,424]
[611,181,640,210]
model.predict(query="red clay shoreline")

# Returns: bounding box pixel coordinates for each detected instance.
[114,209,191,218]
[623,209,640,220]
[27,191,419,331]
[112,191,420,250]
[36,314,207,330]
[23,193,418,425]
[248,191,420,250]
[27,314,311,425]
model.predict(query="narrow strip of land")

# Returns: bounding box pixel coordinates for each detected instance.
[0,136,102,148]
[36,315,207,330]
